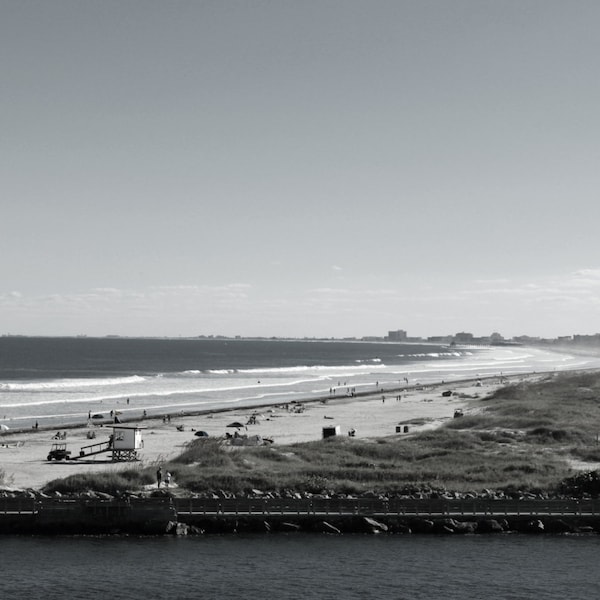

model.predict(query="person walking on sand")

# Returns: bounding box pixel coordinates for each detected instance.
[156,466,162,488]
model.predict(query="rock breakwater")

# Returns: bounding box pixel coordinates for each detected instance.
[2,489,600,535]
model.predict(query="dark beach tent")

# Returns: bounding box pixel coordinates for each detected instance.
[194,430,209,437]
[227,421,245,429]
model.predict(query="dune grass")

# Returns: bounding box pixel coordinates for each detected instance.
[0,468,10,487]
[42,370,600,496]
[44,467,154,496]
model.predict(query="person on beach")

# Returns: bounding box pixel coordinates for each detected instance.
[156,466,162,488]
[165,471,171,488]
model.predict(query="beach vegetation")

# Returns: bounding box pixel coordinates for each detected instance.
[170,438,231,466]
[569,446,600,462]
[558,470,600,498]
[44,468,154,495]
[0,468,12,487]
[135,427,568,495]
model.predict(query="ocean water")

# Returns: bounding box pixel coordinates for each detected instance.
[1,534,599,599]
[0,337,598,430]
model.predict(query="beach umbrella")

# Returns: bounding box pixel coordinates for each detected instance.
[227,421,245,429]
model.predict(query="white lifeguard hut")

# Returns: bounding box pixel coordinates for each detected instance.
[110,424,144,461]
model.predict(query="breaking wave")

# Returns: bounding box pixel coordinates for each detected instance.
[0,375,146,392]
[402,351,470,359]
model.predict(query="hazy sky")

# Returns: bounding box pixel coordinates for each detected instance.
[2,1,600,339]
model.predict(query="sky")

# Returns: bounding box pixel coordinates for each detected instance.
[2,0,600,339]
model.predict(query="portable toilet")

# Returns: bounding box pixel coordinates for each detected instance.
[322,425,340,439]
[110,425,144,461]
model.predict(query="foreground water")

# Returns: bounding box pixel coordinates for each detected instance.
[2,534,598,599]
[1,337,599,429]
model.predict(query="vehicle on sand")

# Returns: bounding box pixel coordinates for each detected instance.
[47,442,71,461]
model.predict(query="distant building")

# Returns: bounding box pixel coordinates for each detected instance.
[453,332,474,343]
[513,335,541,344]
[573,334,600,344]
[386,330,407,342]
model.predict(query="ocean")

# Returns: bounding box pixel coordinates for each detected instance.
[2,534,599,599]
[1,337,598,430]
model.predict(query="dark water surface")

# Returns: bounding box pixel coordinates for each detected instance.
[2,534,598,599]
[0,337,464,379]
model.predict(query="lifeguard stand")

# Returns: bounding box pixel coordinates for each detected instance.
[111,425,144,461]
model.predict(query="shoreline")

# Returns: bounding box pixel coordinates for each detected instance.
[0,370,551,491]
[3,371,542,436]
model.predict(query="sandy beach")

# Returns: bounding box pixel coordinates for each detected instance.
[0,375,530,490]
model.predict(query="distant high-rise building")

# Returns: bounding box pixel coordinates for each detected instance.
[453,332,474,343]
[387,329,407,341]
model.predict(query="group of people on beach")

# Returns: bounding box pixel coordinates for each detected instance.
[156,466,171,489]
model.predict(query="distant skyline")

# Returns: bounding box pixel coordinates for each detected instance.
[2,1,600,339]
